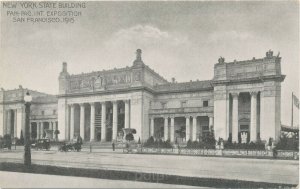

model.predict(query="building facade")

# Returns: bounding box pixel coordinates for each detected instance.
[0,49,285,143]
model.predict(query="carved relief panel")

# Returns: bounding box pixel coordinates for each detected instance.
[68,72,133,93]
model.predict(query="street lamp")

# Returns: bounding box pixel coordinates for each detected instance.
[24,91,32,166]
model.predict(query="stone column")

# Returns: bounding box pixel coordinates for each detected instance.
[101,102,106,142]
[14,109,17,138]
[90,102,95,142]
[79,103,85,140]
[36,122,40,139]
[112,101,118,141]
[164,117,168,140]
[192,116,197,141]
[2,111,7,135]
[50,122,54,140]
[170,116,175,143]
[232,93,239,142]
[70,104,75,140]
[7,110,11,135]
[250,91,258,142]
[150,117,154,137]
[124,100,130,129]
[185,116,190,141]
[41,122,44,138]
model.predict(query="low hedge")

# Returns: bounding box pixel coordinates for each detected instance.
[224,141,265,150]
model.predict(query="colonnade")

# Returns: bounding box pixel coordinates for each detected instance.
[149,115,214,143]
[68,100,130,142]
[3,109,22,138]
[31,121,58,139]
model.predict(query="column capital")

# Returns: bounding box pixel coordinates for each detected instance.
[250,91,258,97]
[163,116,169,119]
[79,103,85,107]
[231,92,239,98]
[185,115,190,119]
[112,100,118,105]
[124,99,130,104]
[90,102,95,106]
[169,115,175,119]
[69,103,75,107]
[100,101,106,105]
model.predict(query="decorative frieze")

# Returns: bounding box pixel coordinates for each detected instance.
[68,72,133,92]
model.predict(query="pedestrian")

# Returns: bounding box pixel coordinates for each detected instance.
[112,142,115,151]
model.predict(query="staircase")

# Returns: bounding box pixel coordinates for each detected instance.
[95,110,102,130]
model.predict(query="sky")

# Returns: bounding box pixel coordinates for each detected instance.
[0,1,299,125]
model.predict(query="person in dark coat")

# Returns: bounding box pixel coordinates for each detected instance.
[112,142,115,151]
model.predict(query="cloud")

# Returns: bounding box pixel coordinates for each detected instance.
[208,30,253,43]
[99,25,205,82]
[104,25,189,49]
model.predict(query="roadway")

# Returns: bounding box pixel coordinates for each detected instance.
[0,171,200,188]
[0,148,298,185]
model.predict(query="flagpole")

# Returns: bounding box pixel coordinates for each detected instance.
[291,92,293,127]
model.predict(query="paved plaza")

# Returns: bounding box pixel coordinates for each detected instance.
[0,148,298,185]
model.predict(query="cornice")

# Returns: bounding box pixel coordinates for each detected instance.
[212,75,285,86]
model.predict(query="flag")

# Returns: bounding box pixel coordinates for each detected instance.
[293,93,299,109]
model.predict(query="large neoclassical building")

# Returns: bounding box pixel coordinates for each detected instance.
[0,49,284,143]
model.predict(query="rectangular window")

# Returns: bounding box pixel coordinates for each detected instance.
[203,100,208,107]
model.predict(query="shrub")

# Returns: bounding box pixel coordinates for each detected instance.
[164,140,172,148]
[186,139,215,149]
[143,137,172,148]
[186,139,192,148]
[224,140,265,150]
[275,134,299,151]
[54,130,60,135]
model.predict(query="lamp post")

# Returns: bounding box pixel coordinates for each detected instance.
[24,91,32,166]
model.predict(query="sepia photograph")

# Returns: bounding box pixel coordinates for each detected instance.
[0,0,299,188]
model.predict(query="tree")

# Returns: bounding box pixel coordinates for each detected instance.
[144,136,155,147]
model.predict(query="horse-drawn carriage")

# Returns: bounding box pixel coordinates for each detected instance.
[59,136,82,152]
